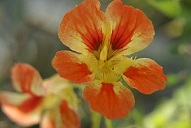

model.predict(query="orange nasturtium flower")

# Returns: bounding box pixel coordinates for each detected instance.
[0,63,80,128]
[52,0,167,119]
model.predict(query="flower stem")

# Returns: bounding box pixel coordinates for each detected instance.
[91,111,101,128]
[105,117,113,128]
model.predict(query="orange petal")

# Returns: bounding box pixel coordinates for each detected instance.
[60,100,80,128]
[0,92,42,126]
[11,63,43,96]
[40,100,80,128]
[59,0,105,53]
[123,58,167,94]
[106,0,154,55]
[52,50,92,83]
[40,114,56,128]
[83,82,135,119]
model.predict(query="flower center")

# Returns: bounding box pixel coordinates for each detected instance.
[95,60,120,83]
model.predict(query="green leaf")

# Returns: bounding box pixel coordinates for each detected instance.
[146,0,182,18]
[144,76,191,128]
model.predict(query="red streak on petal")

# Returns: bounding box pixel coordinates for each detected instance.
[18,96,42,113]
[106,0,154,53]
[58,0,104,53]
[79,27,104,52]
[110,8,137,50]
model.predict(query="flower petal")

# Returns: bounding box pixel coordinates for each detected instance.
[52,50,92,83]
[11,63,43,96]
[60,100,80,128]
[59,0,105,53]
[106,0,154,55]
[40,114,56,128]
[40,100,80,128]
[83,81,135,119]
[123,58,167,94]
[42,75,79,112]
[0,92,42,126]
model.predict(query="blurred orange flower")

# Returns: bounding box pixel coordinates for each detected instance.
[0,63,80,128]
[52,0,167,119]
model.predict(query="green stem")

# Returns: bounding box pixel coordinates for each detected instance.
[105,117,113,128]
[91,111,102,128]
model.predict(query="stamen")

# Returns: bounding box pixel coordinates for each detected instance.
[100,44,108,61]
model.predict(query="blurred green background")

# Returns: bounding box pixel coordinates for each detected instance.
[0,0,191,128]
